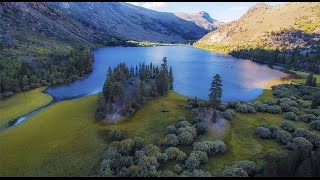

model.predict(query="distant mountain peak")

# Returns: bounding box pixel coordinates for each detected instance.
[198,11,214,23]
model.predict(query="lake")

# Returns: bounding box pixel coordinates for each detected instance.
[46,46,288,101]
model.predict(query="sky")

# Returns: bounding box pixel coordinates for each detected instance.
[126,2,286,22]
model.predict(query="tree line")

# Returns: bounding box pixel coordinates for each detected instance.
[0,46,93,99]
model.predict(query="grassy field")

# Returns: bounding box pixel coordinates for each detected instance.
[290,70,320,85]
[0,91,189,176]
[199,88,310,176]
[0,87,53,127]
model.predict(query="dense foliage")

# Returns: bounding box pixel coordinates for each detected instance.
[96,58,174,121]
[0,46,93,99]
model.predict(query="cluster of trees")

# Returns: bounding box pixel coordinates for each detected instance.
[96,58,174,121]
[230,48,320,73]
[221,160,259,177]
[0,46,93,99]
[98,112,227,177]
[257,123,320,176]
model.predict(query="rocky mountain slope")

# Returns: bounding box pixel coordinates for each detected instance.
[175,11,224,31]
[197,2,320,50]
[48,2,208,43]
[0,2,117,59]
[195,2,320,72]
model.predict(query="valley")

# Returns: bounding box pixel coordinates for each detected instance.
[0,2,319,177]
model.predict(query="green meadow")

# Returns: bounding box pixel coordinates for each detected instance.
[0,91,189,176]
[0,87,53,127]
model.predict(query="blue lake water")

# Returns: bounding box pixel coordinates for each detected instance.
[46,46,288,101]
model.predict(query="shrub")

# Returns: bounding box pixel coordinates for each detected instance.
[235,103,249,113]
[189,151,208,163]
[255,127,272,139]
[108,129,123,141]
[181,169,211,177]
[279,98,298,107]
[268,125,280,134]
[286,137,313,152]
[165,125,176,135]
[173,164,182,174]
[165,147,187,161]
[191,109,199,117]
[193,122,208,135]
[226,101,240,109]
[310,120,320,131]
[267,99,278,106]
[288,107,299,114]
[176,126,197,138]
[221,167,248,177]
[164,134,179,146]
[298,114,317,123]
[281,121,295,132]
[221,109,235,120]
[192,140,227,155]
[212,140,227,154]
[217,102,227,111]
[274,130,292,144]
[283,112,298,121]
[185,156,200,171]
[293,128,320,147]
[178,131,194,146]
[255,103,269,112]
[266,105,282,114]
[191,116,203,124]
[176,120,191,128]
[236,160,256,176]
[304,109,320,116]
[177,116,187,122]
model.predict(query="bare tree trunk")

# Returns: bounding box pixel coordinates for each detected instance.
[212,108,217,123]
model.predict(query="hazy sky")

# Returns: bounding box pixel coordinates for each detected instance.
[126,2,286,22]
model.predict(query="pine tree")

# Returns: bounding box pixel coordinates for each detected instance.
[156,57,170,95]
[312,77,317,87]
[305,72,314,86]
[169,66,174,89]
[209,74,223,123]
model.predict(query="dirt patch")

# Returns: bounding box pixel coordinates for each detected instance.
[161,110,170,113]
[102,102,125,124]
[199,108,230,136]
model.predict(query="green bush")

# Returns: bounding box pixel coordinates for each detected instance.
[193,122,208,135]
[304,109,320,116]
[165,125,176,135]
[281,121,295,132]
[310,120,320,131]
[178,131,194,146]
[192,140,227,155]
[221,109,235,120]
[108,128,123,141]
[235,160,256,176]
[176,120,191,128]
[255,127,272,139]
[164,134,179,146]
[288,107,299,114]
[283,112,298,121]
[191,116,203,124]
[267,99,278,106]
[266,105,282,114]
[221,167,248,177]
[286,137,313,152]
[165,147,187,161]
[274,130,292,144]
[173,164,182,174]
[298,114,317,123]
